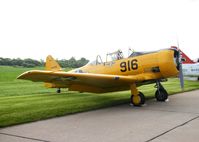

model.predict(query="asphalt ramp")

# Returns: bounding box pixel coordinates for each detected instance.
[1,90,199,142]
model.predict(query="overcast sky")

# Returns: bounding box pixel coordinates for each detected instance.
[0,0,198,61]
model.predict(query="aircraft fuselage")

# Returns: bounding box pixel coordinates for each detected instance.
[75,49,179,80]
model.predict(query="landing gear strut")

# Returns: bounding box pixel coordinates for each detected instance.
[155,81,168,101]
[57,88,61,93]
[130,84,145,106]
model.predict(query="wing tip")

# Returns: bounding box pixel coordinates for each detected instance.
[16,70,38,80]
[16,75,22,79]
[17,71,30,79]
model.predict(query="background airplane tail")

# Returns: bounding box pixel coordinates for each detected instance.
[45,55,62,71]
[171,46,195,64]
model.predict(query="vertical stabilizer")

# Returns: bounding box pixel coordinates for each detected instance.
[45,55,62,71]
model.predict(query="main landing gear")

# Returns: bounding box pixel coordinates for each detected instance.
[130,81,168,106]
[154,81,168,102]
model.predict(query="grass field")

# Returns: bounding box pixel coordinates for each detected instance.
[0,66,199,128]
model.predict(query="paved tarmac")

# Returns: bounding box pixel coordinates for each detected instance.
[1,90,199,142]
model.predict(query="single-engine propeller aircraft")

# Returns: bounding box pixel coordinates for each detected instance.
[17,48,184,106]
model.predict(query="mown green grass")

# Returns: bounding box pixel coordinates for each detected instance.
[0,66,199,128]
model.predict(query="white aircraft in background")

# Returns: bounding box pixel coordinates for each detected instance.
[182,64,199,80]
[173,46,199,81]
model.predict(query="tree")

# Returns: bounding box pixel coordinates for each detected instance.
[11,58,23,66]
[76,57,89,67]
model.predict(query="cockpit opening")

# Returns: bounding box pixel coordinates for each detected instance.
[87,50,125,66]
[106,50,124,62]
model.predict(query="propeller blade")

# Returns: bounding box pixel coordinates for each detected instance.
[176,47,184,90]
[179,63,184,90]
[176,37,184,90]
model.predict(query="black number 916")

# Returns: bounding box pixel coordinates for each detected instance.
[120,59,138,72]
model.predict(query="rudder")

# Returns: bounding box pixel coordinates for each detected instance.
[45,55,62,71]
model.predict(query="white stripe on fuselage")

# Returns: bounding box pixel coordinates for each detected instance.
[182,63,199,77]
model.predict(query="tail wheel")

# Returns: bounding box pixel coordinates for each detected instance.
[131,92,145,106]
[155,89,168,101]
[57,88,61,93]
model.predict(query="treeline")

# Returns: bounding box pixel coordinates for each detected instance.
[0,57,89,68]
[58,57,89,68]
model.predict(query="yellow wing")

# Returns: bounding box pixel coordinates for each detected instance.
[17,70,156,93]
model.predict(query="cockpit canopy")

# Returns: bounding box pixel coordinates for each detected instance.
[128,51,155,57]
[106,50,124,62]
[87,50,124,65]
[88,55,103,65]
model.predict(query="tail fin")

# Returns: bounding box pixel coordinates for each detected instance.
[45,55,62,71]
[171,46,195,64]
[180,50,195,64]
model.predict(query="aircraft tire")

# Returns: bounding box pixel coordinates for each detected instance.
[57,88,61,93]
[131,92,145,106]
[155,89,168,102]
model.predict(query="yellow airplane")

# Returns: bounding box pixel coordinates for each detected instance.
[17,48,183,106]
